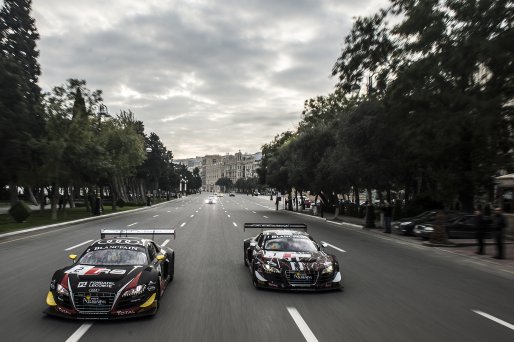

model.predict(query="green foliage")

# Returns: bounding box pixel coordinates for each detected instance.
[8,200,31,222]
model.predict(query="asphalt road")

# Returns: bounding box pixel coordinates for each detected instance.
[0,194,513,342]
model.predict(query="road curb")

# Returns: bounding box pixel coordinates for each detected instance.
[0,201,172,239]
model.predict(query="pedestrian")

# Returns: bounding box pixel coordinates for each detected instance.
[492,207,507,259]
[58,194,64,211]
[475,205,487,255]
[318,191,327,218]
[383,201,392,233]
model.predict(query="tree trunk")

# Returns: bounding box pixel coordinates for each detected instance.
[9,180,18,206]
[51,183,59,220]
[111,179,117,212]
[26,186,38,206]
[39,187,46,211]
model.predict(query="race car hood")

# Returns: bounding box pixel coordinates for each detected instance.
[63,264,145,292]
[260,250,334,271]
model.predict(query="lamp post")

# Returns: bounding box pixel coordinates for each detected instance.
[145,147,152,206]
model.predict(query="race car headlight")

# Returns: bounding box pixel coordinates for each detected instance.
[400,221,412,226]
[322,265,334,274]
[122,284,146,297]
[56,283,69,296]
[263,264,281,274]
[423,226,434,232]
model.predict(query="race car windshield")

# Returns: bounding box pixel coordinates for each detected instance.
[79,249,148,266]
[264,237,318,252]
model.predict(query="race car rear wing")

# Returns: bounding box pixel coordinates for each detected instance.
[243,223,307,232]
[100,229,176,240]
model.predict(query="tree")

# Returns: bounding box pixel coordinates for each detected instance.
[0,0,43,205]
[215,177,233,193]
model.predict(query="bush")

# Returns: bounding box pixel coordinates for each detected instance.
[8,201,32,223]
[116,198,126,208]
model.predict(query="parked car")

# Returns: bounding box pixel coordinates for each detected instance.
[393,210,462,235]
[295,196,311,208]
[414,214,493,240]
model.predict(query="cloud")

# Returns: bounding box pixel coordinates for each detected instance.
[32,0,389,158]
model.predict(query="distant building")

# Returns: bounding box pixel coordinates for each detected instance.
[201,151,261,192]
[173,157,202,172]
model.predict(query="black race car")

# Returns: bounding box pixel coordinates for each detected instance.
[45,229,175,319]
[243,223,341,291]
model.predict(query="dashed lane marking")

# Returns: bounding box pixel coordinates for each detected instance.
[180,222,186,227]
[473,310,514,331]
[161,239,170,247]
[153,215,159,218]
[127,222,138,227]
[287,307,319,342]
[66,323,93,342]
[190,214,194,218]
[325,242,346,253]
[263,216,269,219]
[233,222,238,227]
[65,240,93,251]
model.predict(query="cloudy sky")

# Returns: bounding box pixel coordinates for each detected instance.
[31,0,389,159]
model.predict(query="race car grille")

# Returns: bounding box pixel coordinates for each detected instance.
[73,292,115,313]
[286,271,318,286]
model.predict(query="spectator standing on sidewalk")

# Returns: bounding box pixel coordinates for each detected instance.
[492,207,507,259]
[382,201,392,233]
[475,205,487,255]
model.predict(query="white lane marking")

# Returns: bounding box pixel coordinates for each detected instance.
[161,239,170,247]
[233,222,238,227]
[127,222,138,227]
[153,215,159,218]
[65,240,93,251]
[287,307,319,342]
[180,222,186,227]
[245,208,248,210]
[252,211,256,214]
[473,310,514,331]
[263,216,269,219]
[65,323,93,342]
[167,211,170,213]
[227,215,231,218]
[325,243,346,253]
[191,214,194,218]
[196,210,198,213]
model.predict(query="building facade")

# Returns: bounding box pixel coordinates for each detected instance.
[201,151,261,192]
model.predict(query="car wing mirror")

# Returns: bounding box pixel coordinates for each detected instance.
[68,254,78,264]
[250,242,257,247]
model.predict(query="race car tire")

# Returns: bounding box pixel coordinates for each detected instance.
[251,261,260,289]
[169,253,175,282]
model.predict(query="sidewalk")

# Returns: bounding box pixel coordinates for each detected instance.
[288,207,514,268]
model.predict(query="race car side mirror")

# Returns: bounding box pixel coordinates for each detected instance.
[68,254,78,264]
[320,242,328,249]
[250,242,257,247]
[156,254,165,261]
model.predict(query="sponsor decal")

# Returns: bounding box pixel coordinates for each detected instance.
[88,288,100,293]
[77,280,115,288]
[56,306,75,315]
[88,281,116,288]
[82,294,107,305]
[93,245,140,251]
[293,272,312,280]
[113,308,137,316]
[65,265,126,275]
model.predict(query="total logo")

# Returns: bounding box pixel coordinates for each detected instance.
[65,265,126,275]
